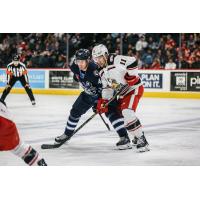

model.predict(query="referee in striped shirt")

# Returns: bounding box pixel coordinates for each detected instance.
[0,54,36,105]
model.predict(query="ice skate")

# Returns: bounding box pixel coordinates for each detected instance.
[116,136,132,150]
[136,133,150,152]
[55,133,72,144]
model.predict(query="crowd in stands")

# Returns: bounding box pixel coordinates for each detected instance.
[0,33,199,69]
[179,34,200,69]
[0,33,67,68]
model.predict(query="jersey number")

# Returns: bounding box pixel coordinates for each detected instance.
[120,59,126,65]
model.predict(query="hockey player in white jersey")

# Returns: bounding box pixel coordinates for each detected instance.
[0,99,47,165]
[92,44,149,152]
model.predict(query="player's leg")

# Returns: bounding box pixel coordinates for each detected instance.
[105,102,132,150]
[12,141,47,166]
[55,92,96,143]
[0,108,47,166]
[0,77,16,101]
[120,86,149,152]
[20,76,36,105]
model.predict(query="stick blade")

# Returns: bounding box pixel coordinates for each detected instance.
[41,143,62,149]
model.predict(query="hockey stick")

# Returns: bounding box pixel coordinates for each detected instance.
[41,113,97,149]
[41,86,125,149]
[99,113,111,131]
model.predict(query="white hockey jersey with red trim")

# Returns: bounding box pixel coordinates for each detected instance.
[99,55,143,100]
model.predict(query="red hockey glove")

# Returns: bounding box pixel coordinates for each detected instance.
[96,98,109,114]
[124,72,139,86]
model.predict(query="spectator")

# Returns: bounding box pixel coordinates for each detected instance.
[151,58,161,69]
[180,34,200,69]
[142,49,153,68]
[165,58,176,70]
[148,36,159,52]
[187,34,195,47]
[0,33,200,69]
[55,55,66,68]
[135,35,148,52]
[165,34,176,50]
[0,33,67,68]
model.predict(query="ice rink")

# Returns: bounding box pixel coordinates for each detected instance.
[0,93,200,166]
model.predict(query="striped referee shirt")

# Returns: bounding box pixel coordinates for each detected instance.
[6,61,29,82]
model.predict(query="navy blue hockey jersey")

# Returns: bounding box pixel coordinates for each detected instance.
[69,61,102,97]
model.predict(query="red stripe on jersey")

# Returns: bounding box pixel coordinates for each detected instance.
[29,153,39,166]
[23,146,32,158]
[130,77,140,86]
[125,73,140,86]
[125,74,136,80]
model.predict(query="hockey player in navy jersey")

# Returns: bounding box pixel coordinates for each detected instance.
[55,49,132,149]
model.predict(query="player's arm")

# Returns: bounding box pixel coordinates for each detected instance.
[95,72,114,113]
[114,55,140,86]
[95,87,112,114]
[99,69,114,100]
[114,55,136,68]
[116,55,140,86]
[73,74,79,82]
[69,62,80,82]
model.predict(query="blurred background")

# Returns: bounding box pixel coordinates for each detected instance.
[0,33,200,69]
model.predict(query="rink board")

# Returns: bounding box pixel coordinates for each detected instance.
[0,68,200,98]
[0,88,200,98]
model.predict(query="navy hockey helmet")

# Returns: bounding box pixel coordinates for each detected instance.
[75,49,90,60]
[12,54,20,61]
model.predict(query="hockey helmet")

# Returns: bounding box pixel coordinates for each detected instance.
[75,49,90,60]
[12,54,20,61]
[92,44,108,59]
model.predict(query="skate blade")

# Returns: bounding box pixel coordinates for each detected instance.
[137,145,150,153]
[117,144,132,150]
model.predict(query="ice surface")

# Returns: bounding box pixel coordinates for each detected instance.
[0,94,200,166]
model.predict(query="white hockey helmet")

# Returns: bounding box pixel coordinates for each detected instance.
[92,44,108,59]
